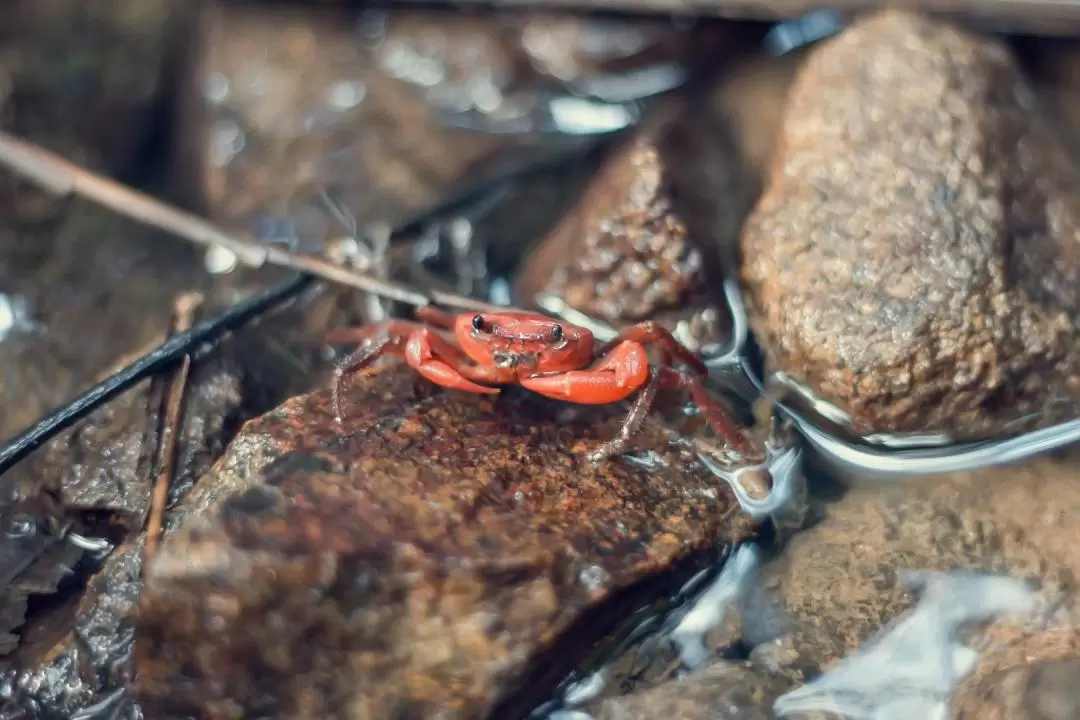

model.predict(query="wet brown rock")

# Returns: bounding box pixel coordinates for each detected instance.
[35,378,159,531]
[1,545,145,718]
[0,372,160,660]
[0,496,75,656]
[134,362,756,719]
[0,356,245,718]
[593,660,792,720]
[517,102,756,353]
[759,447,1080,689]
[0,204,214,439]
[371,9,524,108]
[740,11,1080,440]
[176,2,546,248]
[0,198,241,667]
[518,15,667,80]
[21,347,245,531]
[953,627,1080,719]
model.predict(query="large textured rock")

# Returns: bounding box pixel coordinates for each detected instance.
[517,103,756,354]
[740,11,1080,440]
[134,362,756,719]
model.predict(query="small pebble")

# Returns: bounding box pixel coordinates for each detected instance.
[204,246,239,275]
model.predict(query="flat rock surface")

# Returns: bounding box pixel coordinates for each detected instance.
[740,10,1080,440]
[134,362,756,720]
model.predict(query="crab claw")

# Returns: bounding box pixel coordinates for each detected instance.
[520,369,639,405]
[413,359,501,395]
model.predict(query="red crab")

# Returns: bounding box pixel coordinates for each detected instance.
[325,306,750,463]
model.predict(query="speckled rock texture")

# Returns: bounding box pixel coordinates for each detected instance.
[952,629,1080,720]
[755,446,1080,720]
[517,103,756,354]
[133,362,755,720]
[593,660,791,719]
[740,10,1080,440]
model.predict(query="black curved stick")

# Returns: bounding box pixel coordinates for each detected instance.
[0,274,315,477]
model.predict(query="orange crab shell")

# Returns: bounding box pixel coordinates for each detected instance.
[453,311,595,376]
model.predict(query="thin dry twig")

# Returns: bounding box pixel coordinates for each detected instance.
[144,292,202,564]
[0,129,507,314]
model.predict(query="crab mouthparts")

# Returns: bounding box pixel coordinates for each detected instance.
[493,352,538,370]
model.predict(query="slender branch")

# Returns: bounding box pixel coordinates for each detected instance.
[144,292,201,563]
[0,130,268,267]
[0,129,508,313]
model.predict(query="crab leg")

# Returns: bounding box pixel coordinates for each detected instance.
[585,365,751,461]
[595,321,708,377]
[599,322,750,452]
[586,367,663,463]
[656,367,752,454]
[330,329,408,421]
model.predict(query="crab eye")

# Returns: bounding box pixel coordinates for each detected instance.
[471,315,485,332]
[550,324,564,343]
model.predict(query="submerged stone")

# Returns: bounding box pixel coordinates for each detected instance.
[593,660,790,720]
[952,630,1080,720]
[177,2,551,242]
